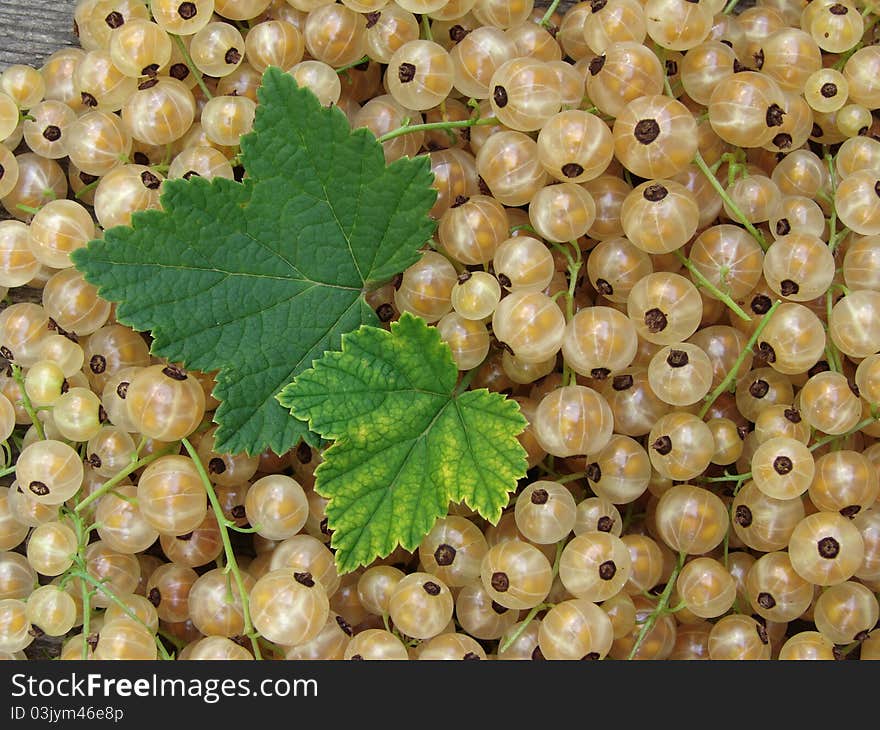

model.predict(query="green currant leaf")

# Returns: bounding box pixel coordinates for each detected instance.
[278,313,528,573]
[72,67,437,455]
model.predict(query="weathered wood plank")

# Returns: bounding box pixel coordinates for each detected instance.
[0,1,79,71]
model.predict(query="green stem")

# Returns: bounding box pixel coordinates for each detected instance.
[698,299,782,418]
[825,290,844,373]
[376,116,499,144]
[723,502,732,569]
[454,366,480,396]
[498,541,564,653]
[157,627,187,651]
[627,551,685,660]
[723,0,740,13]
[171,34,213,100]
[74,569,173,660]
[705,471,752,483]
[829,227,850,254]
[335,55,369,75]
[825,152,840,247]
[498,602,553,653]
[15,204,41,215]
[421,13,433,42]
[693,150,768,251]
[75,443,179,514]
[540,0,562,25]
[809,416,880,452]
[833,15,880,68]
[181,437,262,660]
[10,364,45,441]
[674,250,752,322]
[80,584,93,660]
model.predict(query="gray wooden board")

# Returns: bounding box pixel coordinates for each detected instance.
[0,1,79,71]
[0,2,578,70]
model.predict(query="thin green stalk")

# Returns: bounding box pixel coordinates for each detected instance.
[833,15,880,68]
[674,250,752,322]
[653,46,674,98]
[182,437,262,660]
[75,443,179,514]
[0,438,11,469]
[698,299,782,418]
[10,364,44,441]
[376,116,499,144]
[693,150,768,251]
[454,365,480,396]
[171,34,213,100]
[421,13,433,42]
[157,627,187,651]
[705,471,752,484]
[498,539,565,654]
[809,416,880,452]
[825,290,844,373]
[510,223,538,235]
[540,0,562,25]
[825,152,840,248]
[498,602,553,653]
[81,583,93,660]
[627,551,685,660]
[15,204,41,215]
[829,227,850,254]
[73,569,174,660]
[335,55,369,75]
[723,0,740,13]
[723,501,733,569]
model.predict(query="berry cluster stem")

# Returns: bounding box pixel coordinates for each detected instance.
[171,34,213,101]
[75,443,179,514]
[673,250,752,322]
[627,551,685,660]
[698,299,782,418]
[540,0,563,26]
[376,116,500,144]
[182,437,262,660]
[10,364,44,441]
[809,415,880,452]
[693,150,769,251]
[497,539,565,654]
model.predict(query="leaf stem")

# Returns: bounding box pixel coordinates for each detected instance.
[454,365,480,396]
[698,299,782,418]
[181,437,262,660]
[693,150,768,251]
[10,364,44,441]
[674,249,752,322]
[171,34,213,101]
[627,551,685,660]
[376,116,500,144]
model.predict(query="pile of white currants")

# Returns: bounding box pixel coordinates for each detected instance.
[1,0,880,661]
